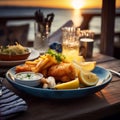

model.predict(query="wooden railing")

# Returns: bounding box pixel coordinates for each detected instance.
[0,11,119,41]
[80,12,120,30]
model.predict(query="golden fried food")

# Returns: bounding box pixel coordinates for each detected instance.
[15,65,31,73]
[15,53,58,75]
[48,62,76,82]
[15,49,98,89]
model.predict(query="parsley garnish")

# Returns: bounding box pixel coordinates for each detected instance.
[47,49,65,62]
[27,74,31,78]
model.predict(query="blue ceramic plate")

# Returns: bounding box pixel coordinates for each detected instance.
[6,66,112,99]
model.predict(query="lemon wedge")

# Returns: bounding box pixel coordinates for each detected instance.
[73,61,96,72]
[74,56,85,63]
[54,78,80,90]
[79,61,96,71]
[65,55,85,63]
[78,70,99,86]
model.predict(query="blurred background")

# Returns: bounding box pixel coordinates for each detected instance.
[0,0,120,57]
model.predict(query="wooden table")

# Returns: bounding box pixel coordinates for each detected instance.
[2,53,120,120]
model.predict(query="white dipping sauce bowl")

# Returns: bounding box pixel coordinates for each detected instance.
[15,72,43,87]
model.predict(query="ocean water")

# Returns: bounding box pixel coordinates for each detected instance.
[0,7,74,41]
[0,7,120,40]
[0,7,120,53]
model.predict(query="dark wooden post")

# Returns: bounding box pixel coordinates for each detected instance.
[80,14,93,30]
[100,0,116,56]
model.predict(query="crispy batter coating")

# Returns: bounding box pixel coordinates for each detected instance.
[48,62,76,82]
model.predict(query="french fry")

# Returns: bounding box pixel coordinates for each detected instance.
[40,54,48,59]
[15,65,31,73]
[31,59,43,72]
[41,54,58,69]
[33,57,49,73]
[25,57,44,67]
[47,54,58,64]
[25,61,38,65]
[30,66,37,72]
[43,60,55,69]
[34,57,43,62]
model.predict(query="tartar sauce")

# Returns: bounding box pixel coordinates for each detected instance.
[16,72,42,81]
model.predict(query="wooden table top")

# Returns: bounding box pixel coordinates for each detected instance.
[2,53,120,120]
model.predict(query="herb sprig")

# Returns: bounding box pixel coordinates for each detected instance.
[47,49,65,62]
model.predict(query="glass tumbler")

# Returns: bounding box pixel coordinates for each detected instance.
[79,30,94,58]
[62,27,80,61]
[34,22,49,55]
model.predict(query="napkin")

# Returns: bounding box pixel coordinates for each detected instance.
[48,20,73,44]
[0,86,28,120]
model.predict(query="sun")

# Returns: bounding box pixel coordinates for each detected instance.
[72,0,85,9]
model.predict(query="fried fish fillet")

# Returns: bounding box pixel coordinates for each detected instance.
[48,62,76,82]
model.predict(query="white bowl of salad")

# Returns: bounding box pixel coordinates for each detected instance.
[14,72,43,87]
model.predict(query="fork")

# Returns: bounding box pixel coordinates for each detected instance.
[0,77,4,96]
[107,69,120,77]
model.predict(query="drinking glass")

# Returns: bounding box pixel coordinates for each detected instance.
[62,27,80,61]
[79,30,94,58]
[34,22,49,55]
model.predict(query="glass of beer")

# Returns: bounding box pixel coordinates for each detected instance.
[62,27,80,61]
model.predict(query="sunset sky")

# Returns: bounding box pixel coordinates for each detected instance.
[0,0,120,9]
